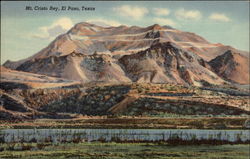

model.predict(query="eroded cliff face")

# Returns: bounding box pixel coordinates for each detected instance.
[1,83,249,120]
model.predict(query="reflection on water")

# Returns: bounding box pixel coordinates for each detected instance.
[0,129,249,143]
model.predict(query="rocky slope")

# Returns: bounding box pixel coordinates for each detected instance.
[209,50,249,84]
[0,66,80,89]
[119,42,224,85]
[3,23,249,85]
[15,53,131,83]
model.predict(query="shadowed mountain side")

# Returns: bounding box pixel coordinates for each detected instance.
[119,42,225,86]
[209,50,249,84]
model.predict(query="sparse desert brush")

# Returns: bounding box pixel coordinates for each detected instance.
[137,87,144,94]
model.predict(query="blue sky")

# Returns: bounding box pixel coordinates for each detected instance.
[1,1,249,64]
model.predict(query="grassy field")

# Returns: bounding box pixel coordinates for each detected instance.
[0,117,248,129]
[0,142,249,159]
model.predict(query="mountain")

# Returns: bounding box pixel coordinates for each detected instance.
[13,41,225,86]
[14,52,131,83]
[209,50,249,84]
[3,22,249,85]
[119,42,224,85]
[0,66,80,89]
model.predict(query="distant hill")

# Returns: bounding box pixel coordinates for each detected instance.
[209,50,249,84]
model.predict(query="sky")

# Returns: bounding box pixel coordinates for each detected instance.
[1,1,249,64]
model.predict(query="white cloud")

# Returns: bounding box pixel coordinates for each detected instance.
[153,18,176,27]
[113,5,148,20]
[86,18,122,27]
[175,8,202,20]
[33,17,73,40]
[153,8,170,16]
[209,13,231,22]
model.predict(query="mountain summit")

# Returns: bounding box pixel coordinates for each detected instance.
[3,23,249,85]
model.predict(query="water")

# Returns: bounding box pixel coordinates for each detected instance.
[0,129,249,143]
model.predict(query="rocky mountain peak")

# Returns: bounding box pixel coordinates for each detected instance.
[150,24,162,30]
[162,25,175,30]
[210,50,239,66]
[224,50,234,56]
[68,22,103,35]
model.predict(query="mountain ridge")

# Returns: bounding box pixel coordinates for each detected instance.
[2,22,249,85]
